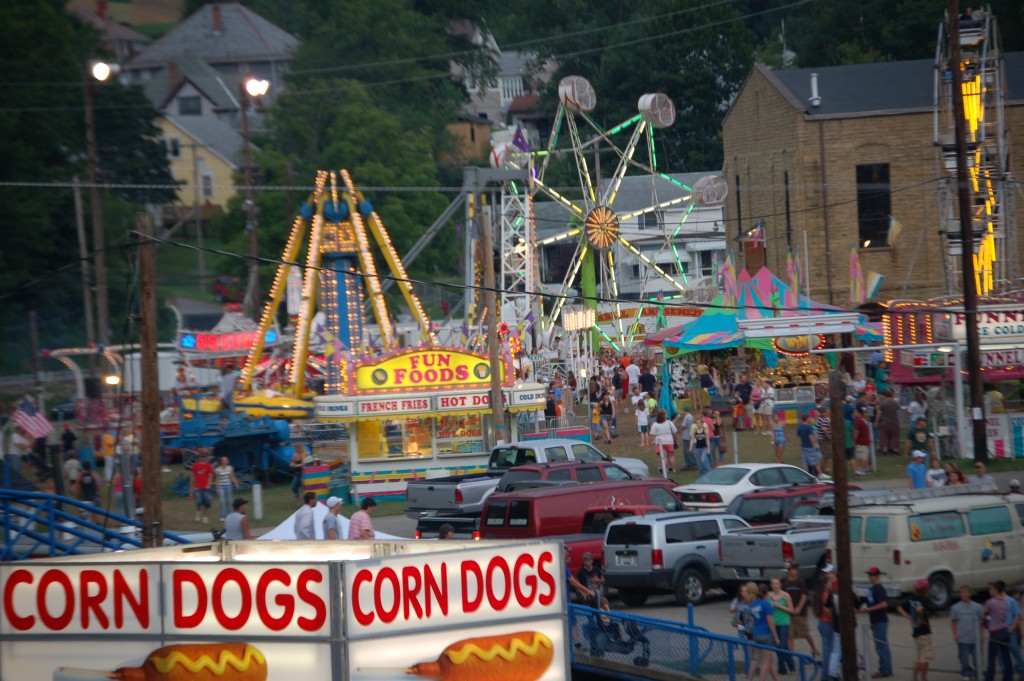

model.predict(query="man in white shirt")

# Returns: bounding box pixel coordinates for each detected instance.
[294,492,317,540]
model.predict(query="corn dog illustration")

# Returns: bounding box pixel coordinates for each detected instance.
[57,643,268,681]
[402,631,553,681]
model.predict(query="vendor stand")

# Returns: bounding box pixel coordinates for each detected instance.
[314,347,546,500]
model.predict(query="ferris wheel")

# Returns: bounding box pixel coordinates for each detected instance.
[526,76,705,344]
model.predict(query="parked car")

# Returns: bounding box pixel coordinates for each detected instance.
[674,464,820,511]
[834,483,1019,609]
[725,483,857,525]
[603,512,750,606]
[414,461,635,539]
[480,479,682,541]
[405,439,649,518]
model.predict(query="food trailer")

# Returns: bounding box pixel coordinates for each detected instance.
[313,347,547,500]
[0,539,569,681]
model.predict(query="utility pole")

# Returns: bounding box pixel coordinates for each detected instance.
[240,84,260,319]
[828,370,857,680]
[947,3,989,461]
[72,177,97,353]
[192,143,205,290]
[82,71,110,346]
[137,213,163,548]
[480,193,506,445]
[29,310,44,414]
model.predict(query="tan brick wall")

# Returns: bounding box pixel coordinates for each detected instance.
[723,67,1024,306]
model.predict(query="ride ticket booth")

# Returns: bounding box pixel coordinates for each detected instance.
[0,539,569,681]
[314,347,547,500]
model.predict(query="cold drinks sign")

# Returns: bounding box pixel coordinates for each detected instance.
[0,541,569,681]
[934,306,1024,342]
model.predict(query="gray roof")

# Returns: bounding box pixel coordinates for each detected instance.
[498,50,534,77]
[142,54,239,111]
[165,114,247,168]
[129,2,298,67]
[763,51,1024,118]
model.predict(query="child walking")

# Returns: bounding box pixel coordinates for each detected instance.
[636,400,650,447]
[772,413,787,464]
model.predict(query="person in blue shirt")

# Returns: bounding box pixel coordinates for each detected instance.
[796,413,822,477]
[906,450,928,489]
[1005,586,1024,676]
[743,581,780,680]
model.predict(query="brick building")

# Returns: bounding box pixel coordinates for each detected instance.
[722,54,1024,306]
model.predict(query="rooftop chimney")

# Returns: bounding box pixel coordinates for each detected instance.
[168,62,179,88]
[97,0,107,20]
[212,4,223,35]
[809,72,821,108]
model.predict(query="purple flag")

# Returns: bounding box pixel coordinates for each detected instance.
[512,126,530,152]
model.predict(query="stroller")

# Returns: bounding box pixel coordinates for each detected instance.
[584,611,651,667]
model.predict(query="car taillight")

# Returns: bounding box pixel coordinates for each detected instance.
[473,530,480,541]
[691,492,722,503]
[652,549,664,570]
[455,489,463,504]
[415,529,422,539]
[894,549,901,565]
[782,541,794,564]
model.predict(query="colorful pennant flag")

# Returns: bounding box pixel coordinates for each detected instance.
[785,248,800,309]
[720,251,739,308]
[865,271,885,301]
[512,125,531,152]
[887,216,903,246]
[849,243,864,304]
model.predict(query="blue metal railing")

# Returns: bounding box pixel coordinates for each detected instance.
[570,604,821,681]
[0,489,192,561]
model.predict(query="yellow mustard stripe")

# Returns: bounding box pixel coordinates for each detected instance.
[150,647,265,675]
[444,633,552,665]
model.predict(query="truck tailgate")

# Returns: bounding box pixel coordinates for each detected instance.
[719,535,787,569]
[405,475,497,514]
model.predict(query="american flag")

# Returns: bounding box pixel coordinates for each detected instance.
[12,408,53,440]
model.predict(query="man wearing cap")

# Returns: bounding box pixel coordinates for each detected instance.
[1010,480,1022,494]
[904,416,935,461]
[898,579,934,681]
[907,451,928,489]
[322,496,343,540]
[860,567,892,678]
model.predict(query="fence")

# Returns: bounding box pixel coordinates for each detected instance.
[517,412,593,442]
[570,604,821,681]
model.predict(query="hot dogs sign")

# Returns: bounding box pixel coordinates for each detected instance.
[0,542,569,681]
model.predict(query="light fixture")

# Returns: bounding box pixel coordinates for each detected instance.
[90,61,120,82]
[104,374,121,386]
[863,240,871,248]
[245,78,270,97]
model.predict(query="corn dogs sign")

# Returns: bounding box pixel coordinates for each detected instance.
[0,541,569,681]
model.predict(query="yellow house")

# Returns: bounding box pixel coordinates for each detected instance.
[158,115,246,212]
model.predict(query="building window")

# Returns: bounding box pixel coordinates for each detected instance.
[201,174,213,198]
[698,251,716,278]
[178,96,201,116]
[500,76,523,104]
[856,163,891,248]
[639,212,661,231]
[165,137,180,158]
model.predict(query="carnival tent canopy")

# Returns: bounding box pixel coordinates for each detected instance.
[664,265,843,355]
[643,320,696,346]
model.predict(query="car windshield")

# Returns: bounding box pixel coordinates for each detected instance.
[693,468,748,485]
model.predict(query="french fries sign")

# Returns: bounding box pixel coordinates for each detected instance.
[0,541,569,681]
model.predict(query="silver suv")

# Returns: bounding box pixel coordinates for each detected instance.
[603,512,749,606]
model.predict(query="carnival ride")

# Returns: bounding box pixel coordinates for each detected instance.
[935,10,1016,294]
[241,169,434,397]
[490,76,727,350]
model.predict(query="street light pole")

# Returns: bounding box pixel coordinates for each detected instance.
[239,78,269,319]
[82,69,109,347]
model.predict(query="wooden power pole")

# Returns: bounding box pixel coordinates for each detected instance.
[947,2,989,462]
[479,193,506,445]
[829,370,857,680]
[137,213,163,548]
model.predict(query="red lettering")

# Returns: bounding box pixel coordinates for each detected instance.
[113,569,148,629]
[437,354,450,367]
[296,569,327,631]
[410,370,422,383]
[3,569,34,631]
[212,568,251,630]
[256,569,293,631]
[424,369,438,382]
[439,368,454,382]
[537,551,556,606]
[424,564,448,618]
[486,557,512,611]
[173,569,207,629]
[351,569,374,626]
[456,366,469,380]
[402,566,423,620]
[513,553,536,608]
[374,567,400,624]
[37,570,74,630]
[461,561,483,613]
[393,368,407,384]
[79,570,109,629]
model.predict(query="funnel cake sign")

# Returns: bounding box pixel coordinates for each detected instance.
[353,348,509,394]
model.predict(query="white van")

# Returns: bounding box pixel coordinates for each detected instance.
[834,484,1024,609]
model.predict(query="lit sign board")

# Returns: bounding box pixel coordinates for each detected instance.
[774,334,825,355]
[177,329,279,353]
[353,348,508,393]
[937,307,1024,342]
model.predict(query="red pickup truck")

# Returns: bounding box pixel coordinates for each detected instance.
[563,505,666,574]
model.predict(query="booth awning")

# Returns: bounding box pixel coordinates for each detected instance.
[685,239,727,252]
[644,320,695,346]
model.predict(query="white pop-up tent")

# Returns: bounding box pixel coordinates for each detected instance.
[257,503,405,540]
